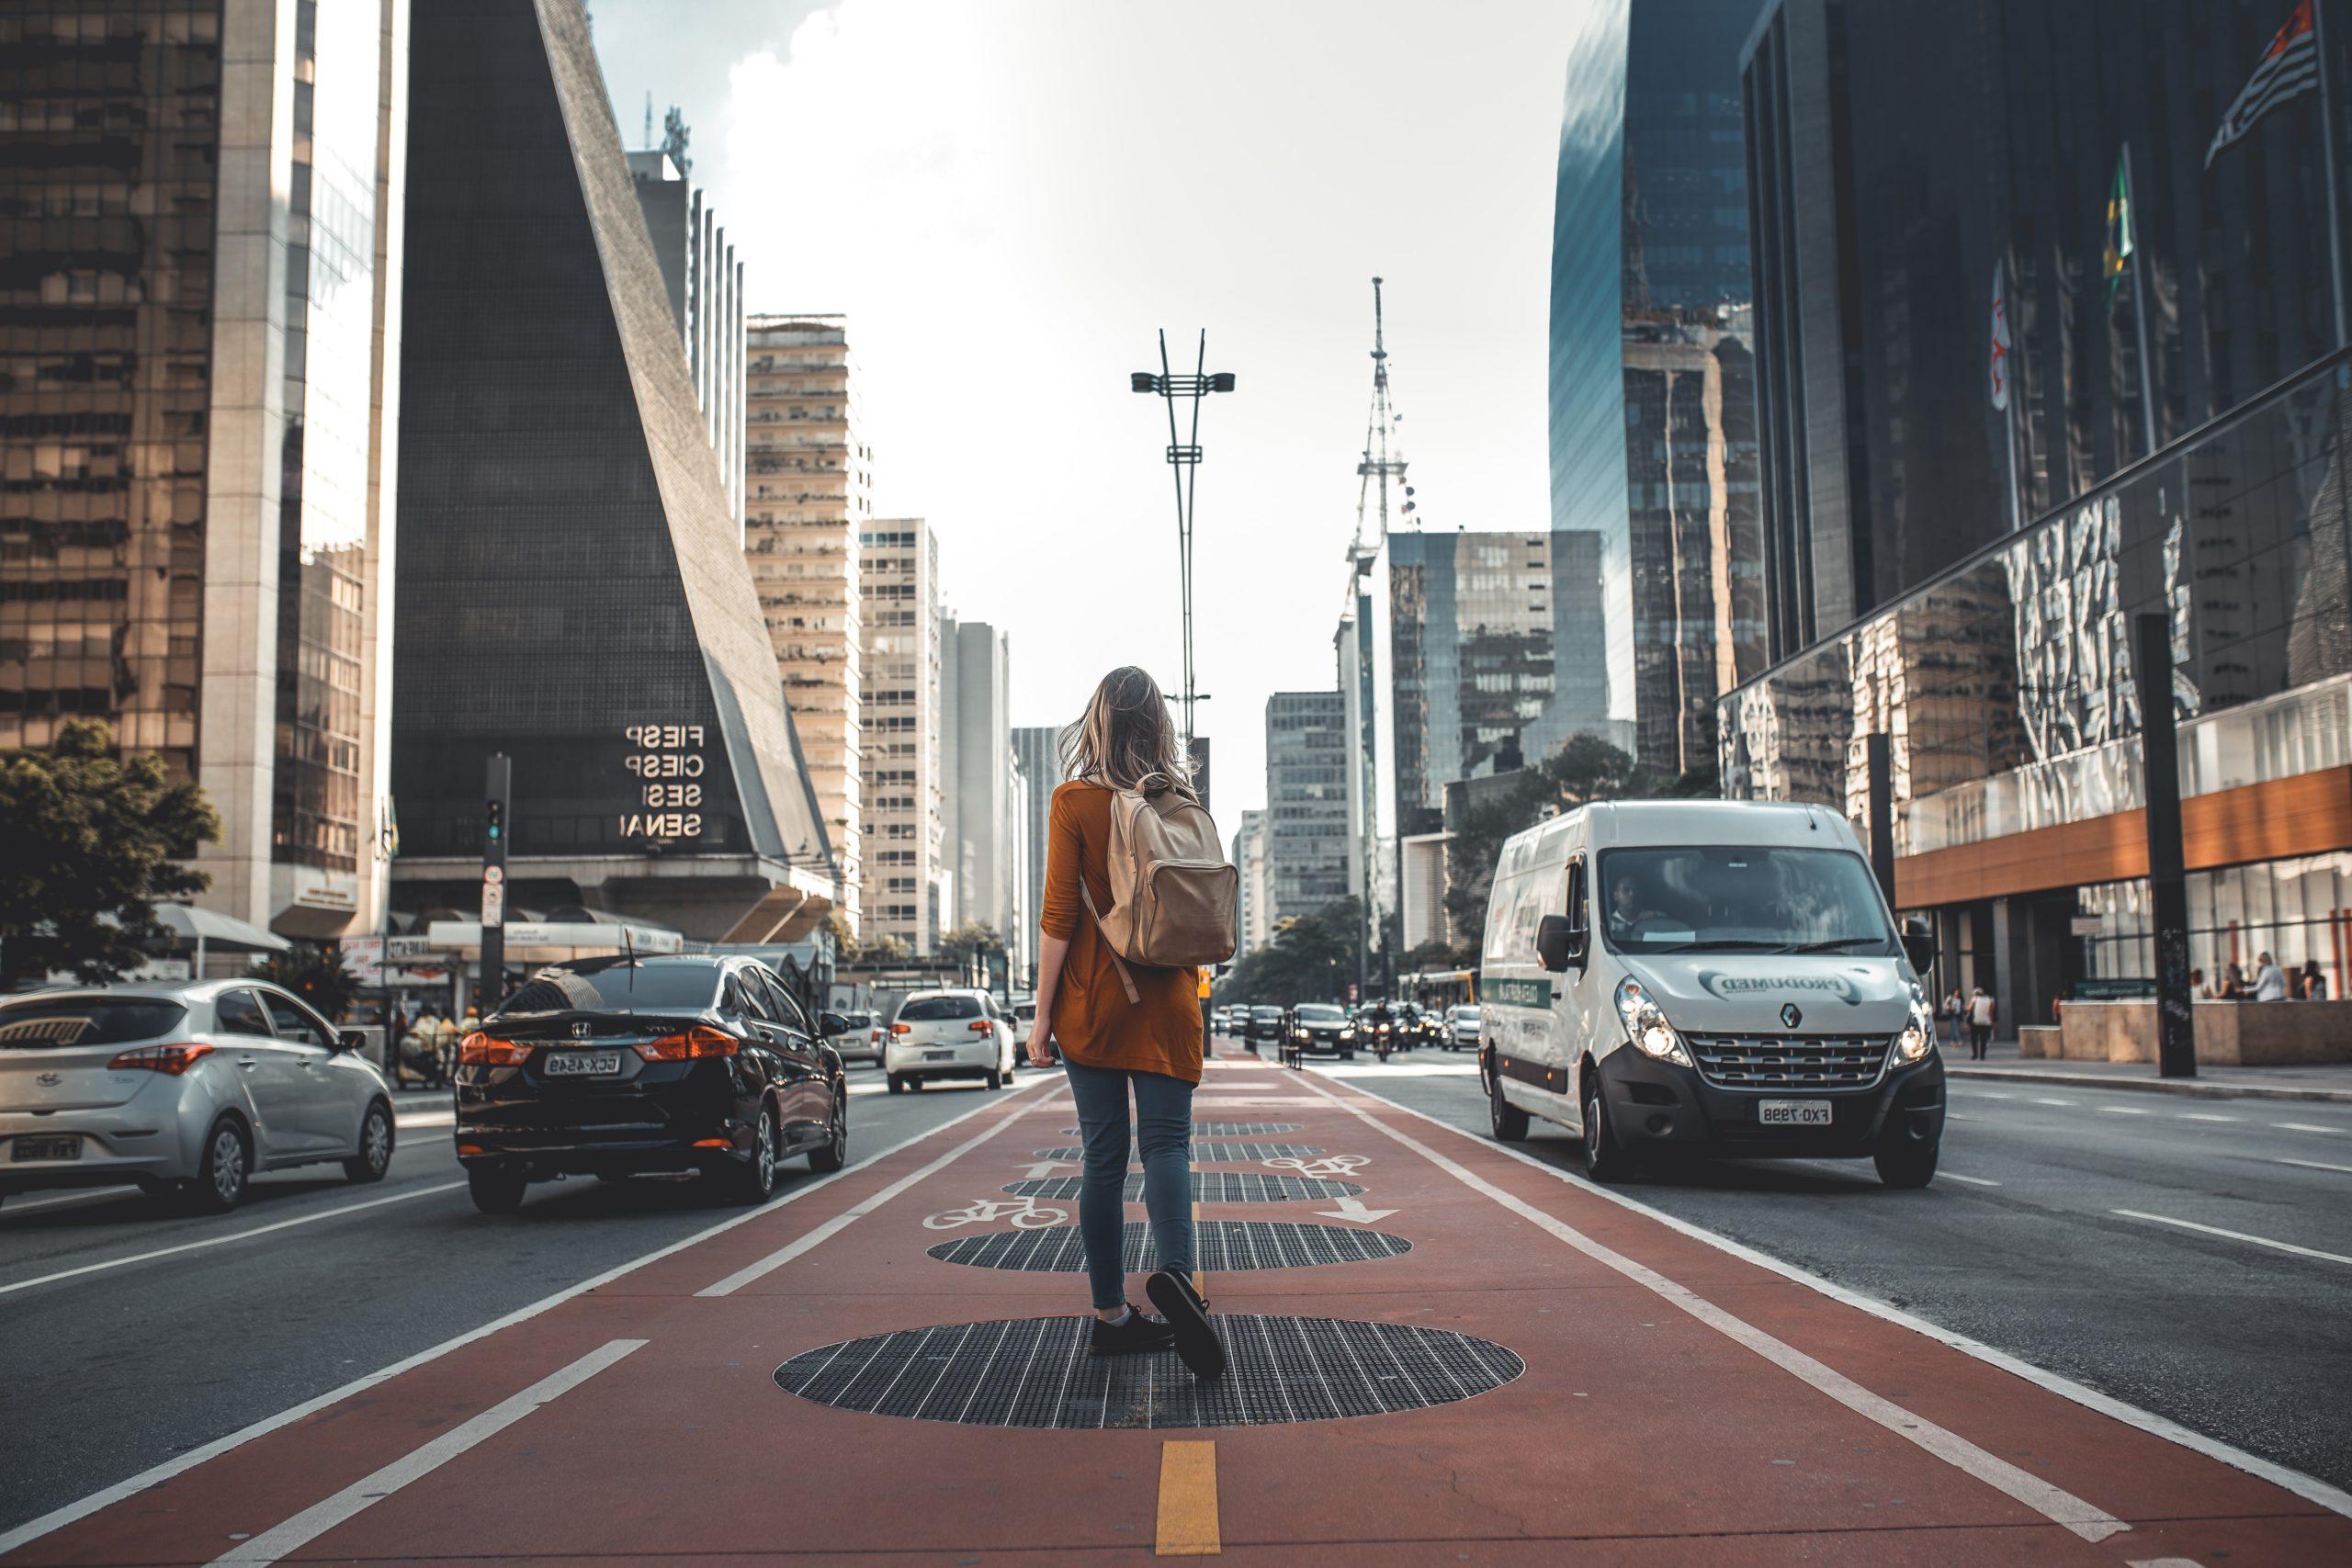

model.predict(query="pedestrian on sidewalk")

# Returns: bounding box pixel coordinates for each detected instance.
[2300,959,2328,1000]
[1939,987,1963,1048]
[1024,666,1225,1378]
[1965,987,1995,1060]
[2253,952,2288,1002]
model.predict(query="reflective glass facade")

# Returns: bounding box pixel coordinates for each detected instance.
[1266,690,1349,928]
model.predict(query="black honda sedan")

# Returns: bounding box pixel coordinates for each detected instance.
[454,954,848,1214]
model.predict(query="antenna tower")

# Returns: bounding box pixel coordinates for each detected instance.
[1350,276,1411,562]
[643,93,653,149]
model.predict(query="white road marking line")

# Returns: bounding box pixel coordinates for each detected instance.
[2274,1122,2345,1134]
[0,1077,1052,1561]
[1293,1075,2127,1543]
[396,1111,454,1128]
[1306,1067,2352,1524]
[207,1337,645,1567]
[2124,1557,2207,1567]
[1,1186,136,1215]
[2272,1157,2352,1176]
[2112,1210,2352,1268]
[2102,1106,2153,1115]
[0,1183,467,1299]
[1962,1090,2017,1100]
[696,1093,1037,1296]
[2178,1113,2240,1123]
[1939,1172,2000,1187]
[2030,1097,2076,1106]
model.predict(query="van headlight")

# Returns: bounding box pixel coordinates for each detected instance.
[1613,977,1692,1067]
[1895,999,1936,1064]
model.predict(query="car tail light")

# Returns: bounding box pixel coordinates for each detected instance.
[890,1022,911,1035]
[459,1032,534,1066]
[967,1020,994,1033]
[637,1025,739,1063]
[107,1043,213,1075]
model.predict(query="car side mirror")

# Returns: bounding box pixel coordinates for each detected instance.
[338,1029,368,1053]
[1535,914,1585,973]
[1900,916,1938,975]
[820,1011,849,1037]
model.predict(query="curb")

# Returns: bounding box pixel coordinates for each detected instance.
[1946,1066,2352,1104]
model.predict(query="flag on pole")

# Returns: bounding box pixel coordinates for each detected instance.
[2102,152,2134,308]
[1989,260,2012,411]
[2205,1,2322,167]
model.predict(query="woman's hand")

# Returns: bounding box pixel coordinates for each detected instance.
[1025,1027,1056,1069]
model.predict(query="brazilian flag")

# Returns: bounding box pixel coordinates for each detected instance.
[2102,152,2133,309]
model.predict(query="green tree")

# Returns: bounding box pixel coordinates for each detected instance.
[0,719,220,989]
[938,919,1001,966]
[256,941,361,1021]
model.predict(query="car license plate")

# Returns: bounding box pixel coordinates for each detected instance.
[543,1051,621,1077]
[1758,1100,1833,1127]
[12,1134,82,1162]
[924,1049,955,1061]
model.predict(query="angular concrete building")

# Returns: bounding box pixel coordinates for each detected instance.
[628,150,744,536]
[390,0,832,944]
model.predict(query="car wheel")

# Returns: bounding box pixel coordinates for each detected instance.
[468,1165,527,1214]
[808,1089,848,1173]
[888,1074,906,1094]
[344,1100,394,1183]
[730,1105,780,1203]
[1489,1072,1530,1143]
[1873,1120,1939,1189]
[187,1116,251,1213]
[986,1067,1003,1090]
[1582,1074,1632,1182]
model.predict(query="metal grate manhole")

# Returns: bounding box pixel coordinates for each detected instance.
[1030,1143,1324,1163]
[1005,1173,1363,1202]
[927,1220,1411,1273]
[775,1314,1520,1428]
[1058,1123,1303,1137]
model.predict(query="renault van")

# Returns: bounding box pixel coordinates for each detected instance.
[1476,800,1944,1187]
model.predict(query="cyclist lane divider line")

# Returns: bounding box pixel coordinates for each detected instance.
[0,1076,1059,1563]
[696,1080,1052,1297]
[1286,1070,2131,1544]
[206,1337,646,1568]
[1155,1439,1219,1557]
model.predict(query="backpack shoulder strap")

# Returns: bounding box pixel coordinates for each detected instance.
[1078,879,1141,1004]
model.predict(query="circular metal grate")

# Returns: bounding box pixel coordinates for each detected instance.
[1058,1123,1303,1137]
[927,1220,1410,1273]
[775,1314,1521,1429]
[1005,1173,1363,1203]
[1030,1143,1325,1164]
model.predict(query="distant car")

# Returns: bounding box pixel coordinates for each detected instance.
[0,980,396,1213]
[828,1010,881,1064]
[1286,1003,1355,1058]
[1445,1004,1482,1051]
[886,989,1018,1092]
[1012,998,1058,1066]
[1246,1006,1285,1043]
[454,954,849,1214]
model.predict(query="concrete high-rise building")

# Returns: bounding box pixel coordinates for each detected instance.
[627,152,743,534]
[857,520,942,954]
[940,616,1013,942]
[0,0,411,942]
[745,314,870,933]
[1006,748,1032,987]
[1233,809,1272,954]
[1264,691,1350,931]
[1011,725,1064,963]
[390,0,832,944]
[1550,0,1765,773]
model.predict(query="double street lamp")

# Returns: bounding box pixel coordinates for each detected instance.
[1131,332,1236,749]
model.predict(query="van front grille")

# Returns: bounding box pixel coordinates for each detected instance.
[1687,1033,1892,1090]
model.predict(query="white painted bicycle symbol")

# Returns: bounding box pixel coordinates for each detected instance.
[922,1195,1069,1231]
[1261,1154,1369,1179]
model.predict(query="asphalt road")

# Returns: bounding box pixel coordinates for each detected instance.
[0,1064,1036,1534]
[1291,1044,2352,1495]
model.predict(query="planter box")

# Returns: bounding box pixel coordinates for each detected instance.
[2057,998,2352,1065]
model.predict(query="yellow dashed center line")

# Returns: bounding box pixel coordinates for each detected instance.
[1155,1438,1220,1555]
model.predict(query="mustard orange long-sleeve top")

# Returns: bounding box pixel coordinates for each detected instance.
[1039,780,1204,1084]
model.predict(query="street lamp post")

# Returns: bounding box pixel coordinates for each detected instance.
[1130,332,1236,749]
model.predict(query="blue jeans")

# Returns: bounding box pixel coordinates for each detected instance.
[1062,1059,1194,1310]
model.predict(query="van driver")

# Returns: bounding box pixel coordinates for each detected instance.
[1608,874,1670,935]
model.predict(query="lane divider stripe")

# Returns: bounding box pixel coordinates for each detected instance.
[1307,1066,2352,1523]
[1154,1439,1219,1556]
[1291,1072,2129,1543]
[0,1077,1054,1561]
[207,1337,646,1566]
[2112,1209,2352,1267]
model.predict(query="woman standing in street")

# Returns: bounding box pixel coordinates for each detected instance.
[1023,667,1224,1377]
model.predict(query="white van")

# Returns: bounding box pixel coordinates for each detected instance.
[1476,800,1944,1187]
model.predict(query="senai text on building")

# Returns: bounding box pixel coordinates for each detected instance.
[621,724,706,839]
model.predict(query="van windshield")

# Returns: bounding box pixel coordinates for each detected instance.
[1596,846,1894,956]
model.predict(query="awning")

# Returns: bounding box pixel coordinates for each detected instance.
[422,919,685,964]
[153,903,293,953]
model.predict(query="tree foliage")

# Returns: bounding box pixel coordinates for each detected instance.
[938,919,1001,965]
[1213,896,1363,1007]
[257,941,362,1021]
[0,719,220,988]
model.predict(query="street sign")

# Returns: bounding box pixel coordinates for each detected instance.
[484,864,504,886]
[481,877,505,928]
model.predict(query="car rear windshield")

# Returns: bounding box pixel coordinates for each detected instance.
[1251,1008,1281,1018]
[840,1012,876,1029]
[899,995,981,1021]
[0,998,188,1048]
[496,962,721,1014]
[1295,1005,1344,1021]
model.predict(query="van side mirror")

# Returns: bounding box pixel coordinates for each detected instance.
[1899,916,1938,975]
[1535,914,1584,973]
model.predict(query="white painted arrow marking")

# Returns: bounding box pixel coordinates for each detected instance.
[1316,1195,1399,1224]
[1018,1159,1069,1179]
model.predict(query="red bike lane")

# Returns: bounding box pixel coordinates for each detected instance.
[6,1055,2345,1565]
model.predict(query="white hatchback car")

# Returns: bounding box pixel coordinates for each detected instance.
[884,989,1017,1093]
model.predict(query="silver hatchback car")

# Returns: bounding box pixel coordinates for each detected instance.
[0,980,397,1213]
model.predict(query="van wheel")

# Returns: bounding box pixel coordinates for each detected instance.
[986,1068,1003,1090]
[1488,1075,1530,1143]
[1874,1121,1939,1189]
[1581,1077,1632,1182]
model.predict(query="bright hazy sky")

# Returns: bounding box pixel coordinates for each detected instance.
[591,0,1577,825]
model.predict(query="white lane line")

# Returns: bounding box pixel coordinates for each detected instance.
[2274,1122,2346,1134]
[1,1186,136,1216]
[0,1077,1053,1560]
[696,1096,1035,1296]
[1293,1075,2127,1543]
[1306,1067,2352,1524]
[2102,1106,2153,1116]
[2272,1157,2352,1176]
[207,1337,645,1567]
[396,1111,454,1128]
[2112,1210,2352,1268]
[2030,1097,2076,1107]
[1961,1090,2017,1100]
[0,1183,467,1299]
[2178,1113,2240,1123]
[1939,1172,2001,1187]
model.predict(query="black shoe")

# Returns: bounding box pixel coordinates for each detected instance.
[1089,1305,1175,1356]
[1147,1269,1227,1381]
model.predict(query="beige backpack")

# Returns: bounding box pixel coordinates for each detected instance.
[1079,774,1238,1001]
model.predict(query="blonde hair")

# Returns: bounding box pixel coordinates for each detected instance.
[1058,666,1193,795]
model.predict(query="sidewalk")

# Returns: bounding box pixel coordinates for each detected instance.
[1947,1039,2352,1102]
[7,1055,2346,1564]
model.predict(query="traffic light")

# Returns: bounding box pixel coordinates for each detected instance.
[485,799,504,843]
